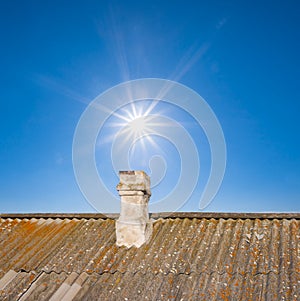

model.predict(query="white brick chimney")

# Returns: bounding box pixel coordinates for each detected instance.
[116,171,153,248]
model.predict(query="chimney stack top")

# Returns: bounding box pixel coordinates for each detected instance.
[117,170,151,196]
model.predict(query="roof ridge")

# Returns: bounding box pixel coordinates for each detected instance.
[1,212,300,219]
[10,268,300,277]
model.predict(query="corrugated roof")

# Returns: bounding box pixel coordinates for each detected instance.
[0,213,299,300]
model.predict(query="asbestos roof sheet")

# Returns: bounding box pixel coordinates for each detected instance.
[0,213,299,300]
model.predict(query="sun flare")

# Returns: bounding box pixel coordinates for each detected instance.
[106,100,166,153]
[128,116,147,135]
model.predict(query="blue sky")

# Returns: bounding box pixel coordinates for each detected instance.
[0,0,299,213]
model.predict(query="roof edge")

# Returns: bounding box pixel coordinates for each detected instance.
[0,212,299,220]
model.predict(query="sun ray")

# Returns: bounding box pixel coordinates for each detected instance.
[143,99,160,116]
[109,110,132,122]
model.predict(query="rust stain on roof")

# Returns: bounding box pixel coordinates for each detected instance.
[0,213,299,300]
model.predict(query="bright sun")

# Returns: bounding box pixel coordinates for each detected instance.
[128,116,147,135]
[106,101,164,153]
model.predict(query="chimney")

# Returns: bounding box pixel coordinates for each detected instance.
[116,171,153,248]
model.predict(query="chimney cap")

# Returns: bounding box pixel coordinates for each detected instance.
[117,170,151,196]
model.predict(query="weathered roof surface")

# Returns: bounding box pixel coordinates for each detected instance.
[0,213,299,300]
